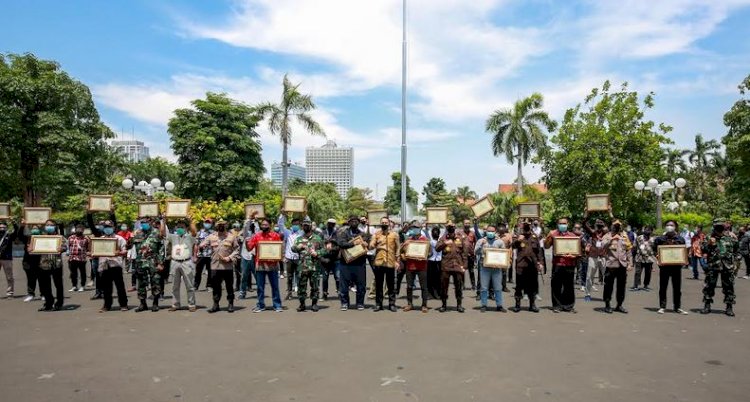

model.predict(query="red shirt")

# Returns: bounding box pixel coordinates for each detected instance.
[402,235,428,271]
[550,230,579,267]
[117,230,133,243]
[246,231,282,264]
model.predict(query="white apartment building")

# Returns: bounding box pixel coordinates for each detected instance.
[305,140,353,198]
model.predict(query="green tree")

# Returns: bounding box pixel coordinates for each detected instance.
[168,92,264,201]
[455,186,477,204]
[541,81,672,226]
[660,148,688,180]
[0,53,117,207]
[344,187,375,218]
[485,93,556,196]
[422,177,454,208]
[722,74,750,213]
[683,133,720,202]
[256,74,325,198]
[383,172,418,218]
[291,182,343,223]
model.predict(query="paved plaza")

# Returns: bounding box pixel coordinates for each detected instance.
[1,259,749,402]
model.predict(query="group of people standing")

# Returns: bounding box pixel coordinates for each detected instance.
[0,204,746,317]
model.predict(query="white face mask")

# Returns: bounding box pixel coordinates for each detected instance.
[665,226,675,233]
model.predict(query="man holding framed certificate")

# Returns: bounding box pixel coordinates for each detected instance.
[245,218,284,313]
[95,220,129,312]
[337,216,369,311]
[652,220,688,315]
[474,225,507,312]
[435,221,469,313]
[544,218,581,313]
[368,216,400,312]
[34,220,67,311]
[399,222,429,312]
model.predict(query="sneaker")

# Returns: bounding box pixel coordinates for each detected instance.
[5,291,13,297]
[341,304,349,311]
[584,295,591,302]
[591,286,598,292]
[86,281,94,288]
[742,275,750,280]
[238,293,246,300]
[68,287,77,292]
[657,308,665,314]
[579,286,585,292]
[23,295,34,302]
[274,307,283,312]
[629,287,639,291]
[642,286,650,291]
[77,287,85,292]
[252,307,264,313]
[356,304,365,311]
[675,308,689,315]
[480,306,487,313]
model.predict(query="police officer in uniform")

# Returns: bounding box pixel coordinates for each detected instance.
[511,219,544,312]
[701,218,741,316]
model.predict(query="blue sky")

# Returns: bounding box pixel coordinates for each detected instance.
[3,0,749,201]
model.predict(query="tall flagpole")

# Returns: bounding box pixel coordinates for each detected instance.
[400,0,408,225]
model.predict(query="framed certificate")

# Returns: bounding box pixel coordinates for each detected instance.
[283,196,307,213]
[553,237,581,256]
[29,235,62,254]
[138,202,159,218]
[657,245,688,265]
[518,202,540,218]
[405,241,430,260]
[483,248,511,268]
[343,236,367,263]
[426,207,449,224]
[245,203,265,219]
[87,195,113,212]
[586,194,610,212]
[367,210,388,225]
[24,207,52,225]
[257,241,284,261]
[470,196,494,218]
[91,237,118,257]
[165,199,191,218]
[0,203,10,219]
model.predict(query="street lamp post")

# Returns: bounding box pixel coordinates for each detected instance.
[122,177,175,199]
[634,177,686,229]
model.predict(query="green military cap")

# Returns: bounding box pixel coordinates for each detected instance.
[302,216,312,225]
[713,218,726,226]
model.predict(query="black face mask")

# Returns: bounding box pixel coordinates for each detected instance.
[349,223,359,230]
[463,225,470,231]
[327,224,335,230]
[261,226,270,233]
[432,231,440,239]
[596,224,605,230]
[522,224,531,232]
[613,225,621,232]
[217,225,226,232]
[643,231,652,238]
[303,225,312,234]
[713,225,725,234]
[380,224,388,231]
[447,226,455,234]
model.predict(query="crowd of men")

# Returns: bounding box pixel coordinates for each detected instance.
[0,204,747,317]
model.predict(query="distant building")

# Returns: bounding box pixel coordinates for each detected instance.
[498,183,548,194]
[271,161,306,188]
[305,140,353,198]
[111,140,150,163]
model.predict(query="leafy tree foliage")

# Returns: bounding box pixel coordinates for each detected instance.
[722,74,750,213]
[383,172,418,218]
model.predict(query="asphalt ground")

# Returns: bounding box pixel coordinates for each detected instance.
[1,258,749,402]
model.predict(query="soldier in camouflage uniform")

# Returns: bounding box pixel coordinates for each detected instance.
[132,216,165,312]
[291,217,325,312]
[701,218,740,317]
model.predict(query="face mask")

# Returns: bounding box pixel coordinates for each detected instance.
[203,223,212,230]
[409,229,420,237]
[45,226,56,234]
[463,225,471,231]
[291,225,300,232]
[644,231,652,237]
[261,226,270,233]
[120,225,128,231]
[232,224,241,230]
[522,225,531,232]
[613,225,621,232]
[303,225,312,233]
[141,223,151,231]
[596,224,604,230]
[380,224,389,231]
[30,228,41,235]
[0,228,6,234]
[103,227,114,235]
[175,228,186,236]
[273,227,280,233]
[665,226,675,233]
[486,232,496,240]
[327,224,335,230]
[447,227,456,234]
[432,231,440,239]
[95,225,103,231]
[75,229,84,236]
[713,225,724,233]
[349,222,359,230]
[217,225,226,232]
[558,224,568,233]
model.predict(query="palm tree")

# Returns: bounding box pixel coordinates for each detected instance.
[256,74,325,197]
[660,148,688,180]
[683,133,720,171]
[455,186,477,205]
[485,93,556,195]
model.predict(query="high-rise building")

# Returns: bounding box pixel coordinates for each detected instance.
[305,140,353,198]
[111,140,150,163]
[271,161,306,188]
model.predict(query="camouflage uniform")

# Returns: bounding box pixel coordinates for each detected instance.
[132,229,164,302]
[292,231,325,304]
[702,226,740,307]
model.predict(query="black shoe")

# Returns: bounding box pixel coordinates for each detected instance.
[38,306,53,312]
[227,303,234,313]
[151,303,159,312]
[438,303,447,313]
[604,303,613,314]
[457,305,465,313]
[285,293,292,301]
[701,303,711,314]
[373,305,383,312]
[297,302,306,312]
[726,305,735,317]
[480,306,487,313]
[615,305,628,314]
[496,306,507,313]
[529,304,539,313]
[311,303,319,312]
[135,301,148,312]
[90,294,103,300]
[552,307,561,313]
[389,305,397,312]
[322,293,328,301]
[208,303,220,313]
[512,300,521,313]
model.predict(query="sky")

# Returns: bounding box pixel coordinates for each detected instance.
[2,0,749,202]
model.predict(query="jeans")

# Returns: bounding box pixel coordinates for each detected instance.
[372,265,396,307]
[689,256,707,279]
[91,258,102,295]
[577,258,589,286]
[321,261,339,296]
[68,260,87,288]
[658,265,682,309]
[406,270,427,307]
[550,265,575,309]
[339,263,366,307]
[603,266,627,306]
[240,258,255,295]
[256,270,282,310]
[171,260,196,307]
[211,270,234,303]
[39,268,64,309]
[479,267,503,307]
[101,265,128,309]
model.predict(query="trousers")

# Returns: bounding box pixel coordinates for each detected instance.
[135,264,162,301]
[479,267,503,307]
[171,260,196,307]
[514,267,539,299]
[658,265,682,309]
[550,265,575,309]
[1,259,14,293]
[68,260,87,288]
[298,269,320,302]
[426,260,441,299]
[339,263,366,306]
[285,259,300,295]
[22,260,38,296]
[633,262,653,288]
[373,265,396,307]
[194,256,211,290]
[211,269,234,303]
[101,265,128,309]
[39,268,63,309]
[703,268,735,305]
[603,266,627,306]
[440,270,463,303]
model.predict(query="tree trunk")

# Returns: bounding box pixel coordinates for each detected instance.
[516,146,523,196]
[281,140,289,199]
[20,149,40,207]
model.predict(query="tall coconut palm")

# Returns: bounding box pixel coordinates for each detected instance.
[256,74,325,197]
[455,186,477,205]
[682,133,720,171]
[485,93,556,195]
[660,148,688,180]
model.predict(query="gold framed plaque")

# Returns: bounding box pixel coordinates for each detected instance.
[483,248,511,269]
[24,207,52,225]
[29,235,63,254]
[470,196,494,218]
[343,236,367,263]
[367,210,388,225]
[283,196,307,213]
[657,245,688,266]
[87,195,113,212]
[91,237,118,257]
[0,203,10,219]
[257,241,284,261]
[553,237,582,256]
[405,241,430,260]
[426,207,449,225]
[138,202,159,218]
[245,203,265,219]
[586,194,610,212]
[165,199,191,218]
[518,202,540,218]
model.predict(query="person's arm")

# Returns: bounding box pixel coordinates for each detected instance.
[245,234,257,252]
[435,236,446,252]
[160,217,168,238]
[109,211,117,229]
[337,230,355,249]
[474,238,484,255]
[601,234,612,249]
[86,213,100,236]
[228,236,241,262]
[473,221,481,239]
[543,230,556,249]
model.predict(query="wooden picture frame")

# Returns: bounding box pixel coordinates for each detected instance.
[367,210,388,225]
[29,235,63,254]
[517,202,540,218]
[24,207,52,225]
[87,195,113,212]
[283,196,307,213]
[586,194,610,212]
[91,237,118,257]
[0,203,11,220]
[657,245,688,266]
[553,237,582,256]
[245,203,265,219]
[404,241,430,260]
[343,236,367,263]
[483,248,511,269]
[470,196,494,218]
[257,241,284,261]
[425,207,449,225]
[165,199,191,218]
[138,202,159,218]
